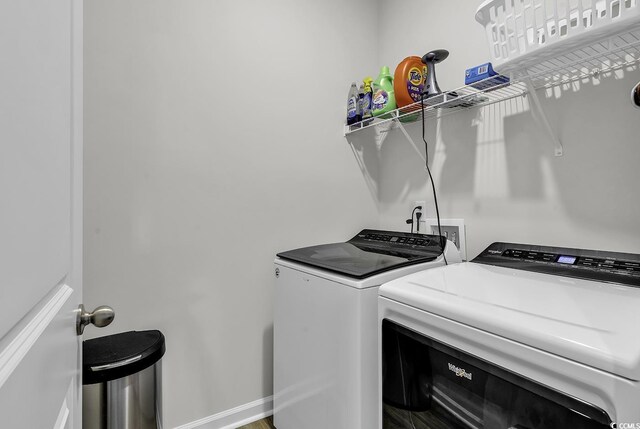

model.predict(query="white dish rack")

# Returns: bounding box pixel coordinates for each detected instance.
[476,0,640,84]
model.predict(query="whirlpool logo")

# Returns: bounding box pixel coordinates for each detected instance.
[448,363,472,380]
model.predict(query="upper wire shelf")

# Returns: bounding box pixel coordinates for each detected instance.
[514,24,640,87]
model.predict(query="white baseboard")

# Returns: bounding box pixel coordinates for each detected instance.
[174,396,273,429]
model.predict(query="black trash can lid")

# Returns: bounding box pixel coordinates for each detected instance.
[83,330,165,385]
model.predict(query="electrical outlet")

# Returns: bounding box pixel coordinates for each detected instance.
[425,218,467,261]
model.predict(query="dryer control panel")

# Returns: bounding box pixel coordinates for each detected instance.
[473,242,640,287]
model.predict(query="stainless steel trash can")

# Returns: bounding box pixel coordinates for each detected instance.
[83,330,166,429]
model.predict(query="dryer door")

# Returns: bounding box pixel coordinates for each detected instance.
[382,320,612,429]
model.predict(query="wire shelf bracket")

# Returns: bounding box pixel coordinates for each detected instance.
[524,78,564,156]
[395,119,427,165]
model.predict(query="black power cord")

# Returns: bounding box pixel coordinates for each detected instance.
[407,206,422,234]
[421,93,448,265]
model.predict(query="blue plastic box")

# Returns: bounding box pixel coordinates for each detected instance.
[465,63,510,91]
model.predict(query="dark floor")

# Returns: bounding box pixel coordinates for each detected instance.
[237,415,275,429]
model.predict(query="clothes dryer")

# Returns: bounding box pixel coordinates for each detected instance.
[379,242,640,429]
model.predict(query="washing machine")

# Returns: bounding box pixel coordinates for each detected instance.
[379,241,640,429]
[273,229,461,429]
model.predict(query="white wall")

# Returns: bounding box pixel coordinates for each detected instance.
[370,0,640,257]
[83,1,378,427]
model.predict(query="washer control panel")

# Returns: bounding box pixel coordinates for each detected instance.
[353,230,442,249]
[474,242,640,287]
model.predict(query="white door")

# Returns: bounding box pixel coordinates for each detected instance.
[0,0,85,428]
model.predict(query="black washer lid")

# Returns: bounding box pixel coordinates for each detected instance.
[276,229,444,279]
[83,330,165,385]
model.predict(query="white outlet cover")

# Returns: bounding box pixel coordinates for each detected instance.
[425,218,467,261]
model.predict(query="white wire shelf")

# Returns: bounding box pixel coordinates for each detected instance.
[475,0,640,82]
[512,24,640,87]
[344,77,528,137]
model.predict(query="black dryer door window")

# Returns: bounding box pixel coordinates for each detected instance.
[382,320,612,429]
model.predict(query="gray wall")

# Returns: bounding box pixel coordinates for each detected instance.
[83,1,378,427]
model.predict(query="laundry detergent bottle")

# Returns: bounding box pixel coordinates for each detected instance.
[346,82,360,125]
[372,66,396,118]
[361,77,373,124]
[394,56,427,122]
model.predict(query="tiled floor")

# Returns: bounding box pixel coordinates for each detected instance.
[237,416,275,429]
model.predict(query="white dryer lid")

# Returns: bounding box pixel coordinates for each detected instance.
[380,262,640,381]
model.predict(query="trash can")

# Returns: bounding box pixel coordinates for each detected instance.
[83,330,166,429]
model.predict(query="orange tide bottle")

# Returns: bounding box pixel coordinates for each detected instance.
[394,56,427,122]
